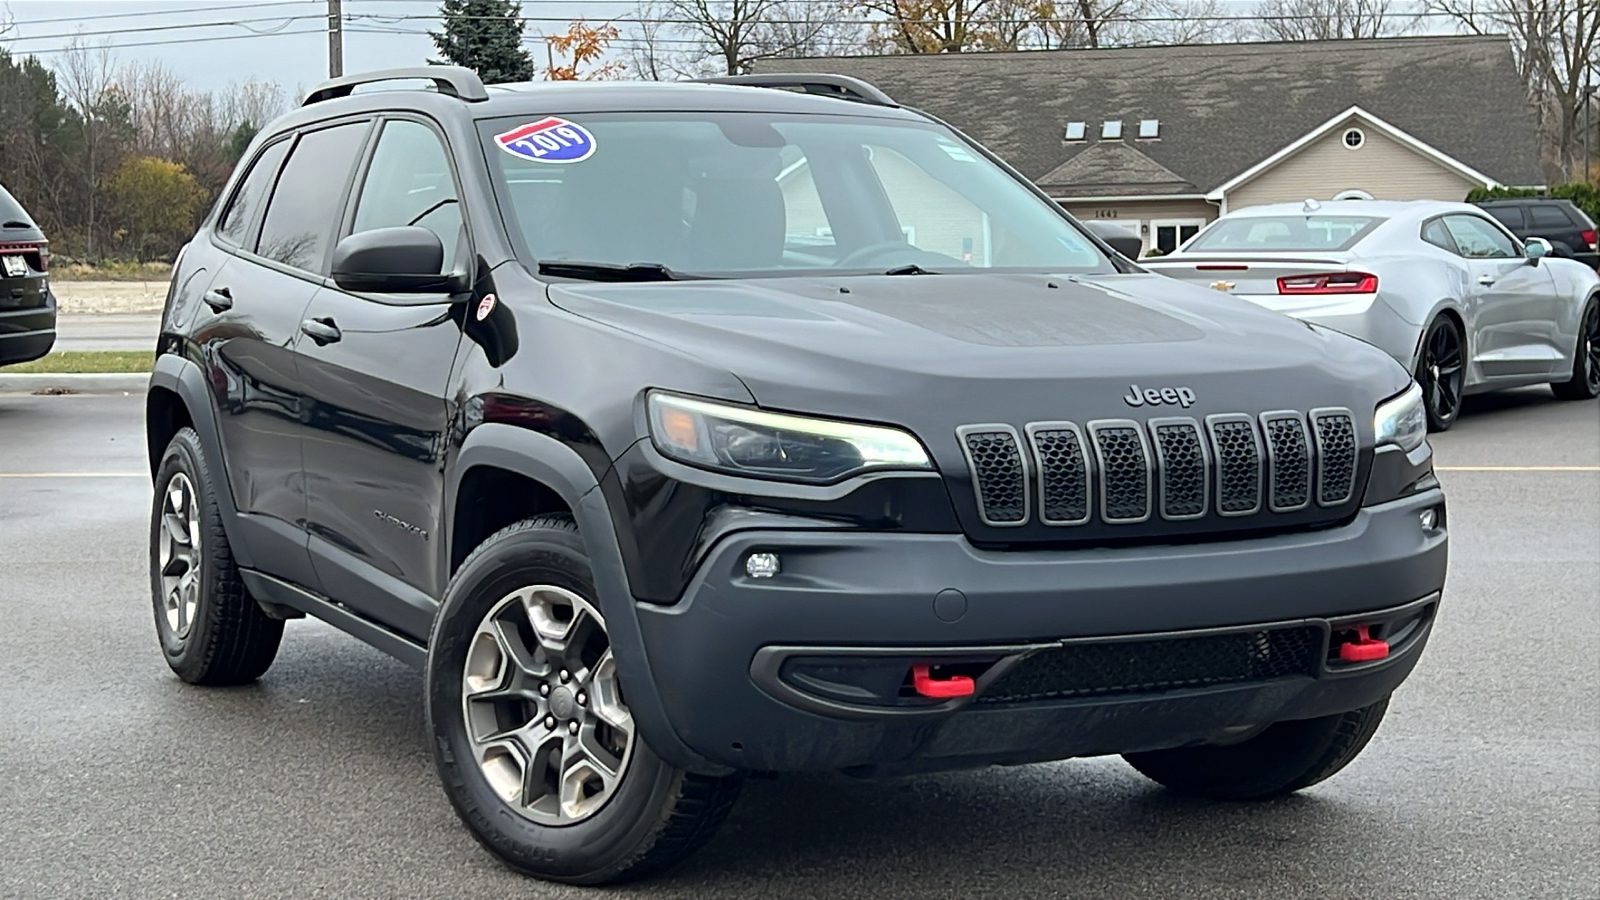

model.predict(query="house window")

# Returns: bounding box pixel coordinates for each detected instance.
[1064,122,1086,141]
[1138,119,1160,139]
[1101,120,1123,140]
[1149,218,1205,256]
[1342,128,1365,150]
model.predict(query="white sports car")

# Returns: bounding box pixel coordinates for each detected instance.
[1144,200,1600,430]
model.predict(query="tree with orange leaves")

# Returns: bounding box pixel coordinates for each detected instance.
[544,21,627,80]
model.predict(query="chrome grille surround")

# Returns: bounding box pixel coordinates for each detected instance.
[1309,407,1357,507]
[1147,417,1211,521]
[1204,413,1265,517]
[1024,421,1092,526]
[1087,419,1153,524]
[1259,411,1314,513]
[956,424,1029,527]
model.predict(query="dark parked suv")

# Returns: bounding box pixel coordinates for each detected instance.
[1474,197,1599,271]
[0,183,55,367]
[145,68,1448,884]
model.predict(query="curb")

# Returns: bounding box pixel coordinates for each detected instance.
[0,372,150,394]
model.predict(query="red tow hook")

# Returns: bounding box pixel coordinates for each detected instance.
[912,664,976,699]
[1337,625,1390,663]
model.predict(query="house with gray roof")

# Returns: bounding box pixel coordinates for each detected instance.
[756,35,1544,255]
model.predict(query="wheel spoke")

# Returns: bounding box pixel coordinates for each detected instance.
[461,582,635,826]
[163,512,191,547]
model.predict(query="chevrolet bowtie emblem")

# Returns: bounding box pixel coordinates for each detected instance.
[1210,281,1236,292]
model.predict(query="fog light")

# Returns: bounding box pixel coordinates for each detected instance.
[1419,508,1437,531]
[745,552,780,579]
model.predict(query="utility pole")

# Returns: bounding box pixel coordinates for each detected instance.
[328,0,344,79]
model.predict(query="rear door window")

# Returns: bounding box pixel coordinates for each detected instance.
[255,121,370,273]
[1421,218,1457,253]
[216,139,290,247]
[1481,206,1523,230]
[349,119,463,272]
[1528,205,1571,231]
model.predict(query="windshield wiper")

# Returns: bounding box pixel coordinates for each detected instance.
[537,260,694,282]
[883,263,938,276]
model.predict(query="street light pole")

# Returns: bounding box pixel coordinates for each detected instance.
[328,0,344,79]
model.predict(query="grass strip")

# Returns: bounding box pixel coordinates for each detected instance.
[5,350,155,374]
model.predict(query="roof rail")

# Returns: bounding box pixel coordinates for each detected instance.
[303,66,489,106]
[692,74,897,108]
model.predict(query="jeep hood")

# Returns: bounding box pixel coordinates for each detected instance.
[546,272,1409,427]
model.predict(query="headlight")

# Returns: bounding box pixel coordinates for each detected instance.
[1374,382,1426,452]
[647,392,932,483]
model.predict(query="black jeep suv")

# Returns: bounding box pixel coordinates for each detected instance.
[1474,197,1599,271]
[0,183,55,367]
[145,68,1447,884]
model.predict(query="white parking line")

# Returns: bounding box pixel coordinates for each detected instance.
[0,473,147,478]
[1435,466,1599,472]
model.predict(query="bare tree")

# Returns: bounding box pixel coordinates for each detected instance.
[1424,0,1599,181]
[662,0,843,75]
[1252,0,1409,41]
[55,38,126,261]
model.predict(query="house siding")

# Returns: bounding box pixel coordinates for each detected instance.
[1055,197,1219,254]
[1226,125,1480,211]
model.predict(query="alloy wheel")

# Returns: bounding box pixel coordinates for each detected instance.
[461,585,636,825]
[1582,302,1599,393]
[157,471,202,639]
[1420,321,1464,424]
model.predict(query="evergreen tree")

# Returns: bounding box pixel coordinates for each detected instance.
[430,0,537,84]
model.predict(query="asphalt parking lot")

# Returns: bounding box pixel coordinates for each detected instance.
[1,389,1595,899]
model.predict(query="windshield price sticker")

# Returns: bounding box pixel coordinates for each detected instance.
[495,118,596,164]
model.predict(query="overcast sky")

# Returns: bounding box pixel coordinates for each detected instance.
[1,0,611,97]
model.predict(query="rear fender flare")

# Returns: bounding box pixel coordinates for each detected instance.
[447,424,729,775]
[147,352,254,569]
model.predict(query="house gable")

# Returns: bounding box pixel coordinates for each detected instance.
[1215,108,1494,211]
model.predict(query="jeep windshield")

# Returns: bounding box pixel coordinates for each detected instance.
[479,111,1115,279]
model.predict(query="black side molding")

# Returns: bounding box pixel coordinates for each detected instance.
[303,66,489,106]
[240,569,427,668]
[693,74,897,107]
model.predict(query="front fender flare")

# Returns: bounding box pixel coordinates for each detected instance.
[446,424,731,775]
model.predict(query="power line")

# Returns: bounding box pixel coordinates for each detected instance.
[1,14,326,45]
[6,1,319,27]
[12,27,331,57]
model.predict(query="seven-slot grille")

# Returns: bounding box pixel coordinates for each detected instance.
[962,408,1355,527]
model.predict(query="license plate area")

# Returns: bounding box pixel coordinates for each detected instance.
[2,255,27,277]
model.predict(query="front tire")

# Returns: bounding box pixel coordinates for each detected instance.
[149,427,283,685]
[1122,696,1389,800]
[1416,315,1464,431]
[1551,297,1599,400]
[426,515,741,884]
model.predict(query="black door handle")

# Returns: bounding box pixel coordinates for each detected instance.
[202,287,233,312]
[300,317,342,345]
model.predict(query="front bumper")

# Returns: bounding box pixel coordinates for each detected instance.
[633,489,1447,773]
[0,289,56,366]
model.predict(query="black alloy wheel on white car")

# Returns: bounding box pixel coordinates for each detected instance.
[1551,297,1600,401]
[425,515,742,885]
[1415,316,1465,431]
[150,427,284,685]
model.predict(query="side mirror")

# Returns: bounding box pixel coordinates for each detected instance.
[1082,221,1144,260]
[1525,236,1552,263]
[331,226,464,293]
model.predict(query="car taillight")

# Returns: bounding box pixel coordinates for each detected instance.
[1277,272,1378,294]
[1582,229,1597,251]
[0,241,46,273]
